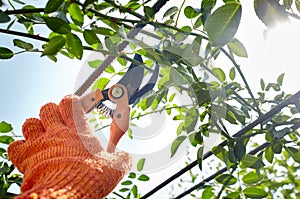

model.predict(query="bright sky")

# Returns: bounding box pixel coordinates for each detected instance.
[1,0,300,198]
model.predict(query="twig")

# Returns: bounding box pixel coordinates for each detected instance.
[220,48,262,116]
[175,0,186,27]
[4,8,44,15]
[0,28,49,42]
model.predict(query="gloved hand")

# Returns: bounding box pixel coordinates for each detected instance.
[8,95,132,199]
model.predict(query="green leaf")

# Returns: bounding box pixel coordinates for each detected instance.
[271,142,282,154]
[197,145,204,170]
[137,158,145,172]
[283,0,293,9]
[277,73,285,86]
[201,0,216,23]
[224,192,240,199]
[92,78,109,91]
[138,174,149,181]
[216,174,237,185]
[66,33,83,59]
[170,67,188,86]
[229,67,235,80]
[121,180,132,185]
[254,0,289,27]
[296,0,300,12]
[226,111,238,124]
[265,146,274,163]
[144,6,154,20]
[13,39,33,50]
[204,3,242,47]
[44,17,71,34]
[128,172,136,179]
[242,171,263,184]
[212,68,226,82]
[0,121,12,133]
[171,135,187,157]
[212,145,228,164]
[260,79,265,91]
[243,187,268,198]
[194,15,203,28]
[105,65,115,73]
[0,11,11,23]
[241,155,264,169]
[83,29,101,49]
[228,38,248,57]
[88,60,101,68]
[163,6,178,19]
[119,188,130,192]
[95,27,115,36]
[285,147,300,163]
[184,108,199,132]
[0,47,14,59]
[0,135,14,144]
[117,57,127,66]
[184,6,201,19]
[68,3,84,26]
[202,186,214,199]
[234,140,246,161]
[125,1,141,10]
[45,0,63,13]
[131,185,138,198]
[43,36,66,55]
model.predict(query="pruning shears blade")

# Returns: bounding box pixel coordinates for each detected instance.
[129,62,159,104]
[117,54,160,104]
[117,54,145,102]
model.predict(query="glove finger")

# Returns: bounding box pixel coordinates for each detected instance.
[59,95,104,154]
[40,103,65,130]
[59,95,86,132]
[7,140,26,172]
[22,118,45,140]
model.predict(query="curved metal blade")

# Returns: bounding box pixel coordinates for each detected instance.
[117,54,145,100]
[129,62,160,104]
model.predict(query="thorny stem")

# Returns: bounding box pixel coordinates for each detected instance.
[0,28,49,42]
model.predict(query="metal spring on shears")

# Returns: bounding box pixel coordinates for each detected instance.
[95,102,114,118]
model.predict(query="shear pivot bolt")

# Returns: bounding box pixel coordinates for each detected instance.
[111,86,123,99]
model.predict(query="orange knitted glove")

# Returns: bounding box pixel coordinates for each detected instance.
[8,95,132,199]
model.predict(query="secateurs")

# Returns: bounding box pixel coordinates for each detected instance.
[80,54,159,153]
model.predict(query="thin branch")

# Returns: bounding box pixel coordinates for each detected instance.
[175,0,186,27]
[0,28,49,42]
[112,191,125,199]
[287,12,300,20]
[220,48,262,116]
[4,8,44,15]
